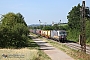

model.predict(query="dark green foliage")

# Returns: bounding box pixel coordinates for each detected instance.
[52,24,59,30]
[86,20,90,43]
[16,13,27,26]
[42,25,53,30]
[39,25,43,29]
[85,7,90,18]
[67,4,81,30]
[0,12,29,48]
[67,4,81,42]
[67,20,90,43]
[59,25,69,30]
[67,4,90,44]
[67,29,80,42]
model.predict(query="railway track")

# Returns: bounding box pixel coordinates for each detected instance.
[44,37,90,55]
[63,42,90,54]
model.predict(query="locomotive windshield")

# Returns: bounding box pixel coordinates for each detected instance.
[59,31,66,35]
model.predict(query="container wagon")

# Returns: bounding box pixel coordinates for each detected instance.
[36,29,41,35]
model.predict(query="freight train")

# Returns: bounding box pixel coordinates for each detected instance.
[30,29,67,42]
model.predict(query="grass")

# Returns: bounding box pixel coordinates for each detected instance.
[35,50,51,60]
[87,43,90,46]
[0,35,51,60]
[0,48,51,60]
[0,48,38,60]
[39,37,90,60]
[27,38,39,49]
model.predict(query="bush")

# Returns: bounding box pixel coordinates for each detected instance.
[0,12,29,48]
[67,29,80,42]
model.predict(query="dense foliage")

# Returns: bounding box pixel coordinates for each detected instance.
[67,4,90,43]
[0,12,29,48]
[86,20,90,43]
[67,4,81,30]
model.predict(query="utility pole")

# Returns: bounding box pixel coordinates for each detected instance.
[39,20,47,29]
[39,20,42,29]
[59,20,61,30]
[80,0,86,53]
[39,20,42,25]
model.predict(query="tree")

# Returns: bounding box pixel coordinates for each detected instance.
[52,24,59,30]
[16,13,27,26]
[67,4,81,42]
[67,4,81,30]
[0,12,29,48]
[85,7,90,18]
[67,4,90,43]
[86,19,90,43]
[1,13,18,27]
[39,25,43,29]
[42,25,53,30]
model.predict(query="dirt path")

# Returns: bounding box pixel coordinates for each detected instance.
[33,38,74,60]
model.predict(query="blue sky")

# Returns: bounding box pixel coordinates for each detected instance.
[0,0,90,25]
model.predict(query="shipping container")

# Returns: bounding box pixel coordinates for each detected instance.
[36,29,41,35]
[33,29,36,34]
[30,29,33,33]
[47,30,51,38]
[41,30,46,37]
[44,30,51,38]
[51,30,58,40]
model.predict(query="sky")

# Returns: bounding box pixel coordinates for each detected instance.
[0,0,90,25]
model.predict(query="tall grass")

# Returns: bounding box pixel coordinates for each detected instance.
[0,48,38,60]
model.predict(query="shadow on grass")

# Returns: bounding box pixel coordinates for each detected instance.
[27,41,39,47]
[61,40,76,43]
[39,48,54,50]
[26,36,39,49]
[29,35,38,39]
[0,36,39,49]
